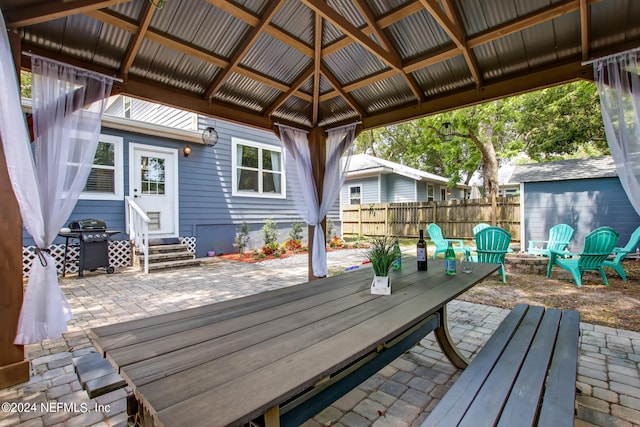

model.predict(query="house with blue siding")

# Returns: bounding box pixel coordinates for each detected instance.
[22,97,319,272]
[340,154,465,208]
[510,156,640,253]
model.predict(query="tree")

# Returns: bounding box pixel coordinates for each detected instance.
[354,81,606,197]
[516,81,607,161]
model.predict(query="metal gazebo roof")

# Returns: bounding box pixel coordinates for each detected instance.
[2,0,639,132]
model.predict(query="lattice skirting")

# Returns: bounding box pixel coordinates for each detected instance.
[22,240,132,278]
[22,236,197,277]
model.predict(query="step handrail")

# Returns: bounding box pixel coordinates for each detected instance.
[126,196,150,274]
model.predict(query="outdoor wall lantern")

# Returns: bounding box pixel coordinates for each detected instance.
[439,122,455,141]
[202,127,219,147]
[183,145,192,157]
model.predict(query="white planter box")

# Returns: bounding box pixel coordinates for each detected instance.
[371,275,391,295]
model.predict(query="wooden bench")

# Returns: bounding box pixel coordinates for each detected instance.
[422,304,580,427]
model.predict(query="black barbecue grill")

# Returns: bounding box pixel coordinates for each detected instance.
[59,219,119,277]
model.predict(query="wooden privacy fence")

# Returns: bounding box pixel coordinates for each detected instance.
[341,197,520,242]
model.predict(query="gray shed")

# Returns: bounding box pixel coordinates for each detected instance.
[510,156,640,253]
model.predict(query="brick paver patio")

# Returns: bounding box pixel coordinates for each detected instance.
[1,251,639,427]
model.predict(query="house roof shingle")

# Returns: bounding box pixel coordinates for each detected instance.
[509,156,618,183]
[347,154,451,184]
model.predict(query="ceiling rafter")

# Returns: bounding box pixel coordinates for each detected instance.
[264,65,314,117]
[301,0,401,70]
[352,0,423,102]
[3,0,126,28]
[84,8,312,102]
[204,0,286,100]
[580,0,590,60]
[319,64,365,118]
[120,1,155,78]
[437,0,483,87]
[312,13,322,125]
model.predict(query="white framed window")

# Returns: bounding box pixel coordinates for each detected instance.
[349,185,361,205]
[232,138,285,198]
[80,134,123,200]
[427,184,434,201]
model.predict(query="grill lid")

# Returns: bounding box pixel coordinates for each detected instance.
[68,219,107,230]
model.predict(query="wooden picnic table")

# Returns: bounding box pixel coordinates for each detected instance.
[90,260,499,427]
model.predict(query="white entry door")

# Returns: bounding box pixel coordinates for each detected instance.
[130,144,179,237]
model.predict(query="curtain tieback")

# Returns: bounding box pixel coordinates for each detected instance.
[35,247,51,267]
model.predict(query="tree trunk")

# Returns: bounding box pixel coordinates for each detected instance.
[468,122,500,198]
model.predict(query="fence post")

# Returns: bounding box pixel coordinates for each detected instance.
[358,205,362,236]
[384,204,389,236]
[491,193,497,226]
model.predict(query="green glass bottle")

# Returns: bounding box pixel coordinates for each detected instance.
[392,238,401,270]
[445,241,456,276]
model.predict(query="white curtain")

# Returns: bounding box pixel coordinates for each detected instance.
[594,51,640,215]
[0,11,113,343]
[278,124,356,277]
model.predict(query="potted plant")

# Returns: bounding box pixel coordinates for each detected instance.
[365,236,396,295]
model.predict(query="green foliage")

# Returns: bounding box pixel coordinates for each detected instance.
[262,218,278,246]
[289,222,304,241]
[515,81,607,161]
[365,236,396,276]
[233,223,250,254]
[352,81,607,195]
[325,217,336,240]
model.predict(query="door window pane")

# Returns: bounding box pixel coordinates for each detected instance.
[141,156,165,195]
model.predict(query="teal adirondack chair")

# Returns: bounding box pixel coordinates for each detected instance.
[469,226,512,283]
[546,226,619,287]
[528,224,574,257]
[427,223,467,259]
[603,225,640,280]
[473,223,490,235]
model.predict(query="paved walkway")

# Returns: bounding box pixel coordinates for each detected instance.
[1,250,639,427]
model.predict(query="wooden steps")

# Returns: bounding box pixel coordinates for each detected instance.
[73,351,126,399]
[134,242,200,272]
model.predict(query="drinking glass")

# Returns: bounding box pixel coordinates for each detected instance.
[461,256,474,274]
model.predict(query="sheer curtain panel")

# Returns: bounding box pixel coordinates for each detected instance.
[278,124,356,277]
[1,11,114,343]
[594,51,640,215]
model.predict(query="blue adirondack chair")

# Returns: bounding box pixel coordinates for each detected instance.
[469,226,512,283]
[546,226,619,287]
[603,225,640,281]
[528,224,574,257]
[427,223,467,259]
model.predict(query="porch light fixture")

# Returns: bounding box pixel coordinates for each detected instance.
[183,145,192,157]
[202,127,218,147]
[439,122,455,141]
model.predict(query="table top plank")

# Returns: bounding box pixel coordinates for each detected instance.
[104,274,375,367]
[92,271,370,350]
[130,269,438,406]
[154,265,497,426]
[121,274,424,390]
[92,261,499,427]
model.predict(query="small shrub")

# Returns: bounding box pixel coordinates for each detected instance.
[284,238,302,251]
[262,218,279,246]
[325,218,336,241]
[289,222,304,241]
[233,222,250,254]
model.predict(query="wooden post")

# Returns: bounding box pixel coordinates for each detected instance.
[491,193,497,226]
[0,28,29,388]
[307,127,326,281]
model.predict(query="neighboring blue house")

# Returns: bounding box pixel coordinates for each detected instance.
[340,154,466,208]
[22,97,323,269]
[509,156,640,253]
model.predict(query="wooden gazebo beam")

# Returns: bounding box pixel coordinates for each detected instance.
[0,29,29,389]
